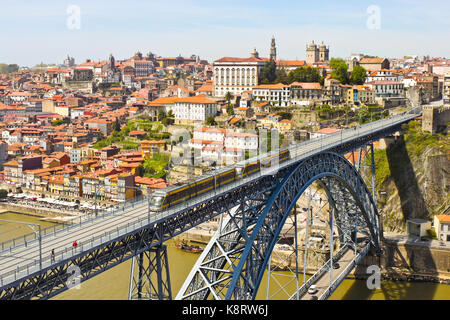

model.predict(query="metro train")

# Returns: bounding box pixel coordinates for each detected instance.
[149,149,290,211]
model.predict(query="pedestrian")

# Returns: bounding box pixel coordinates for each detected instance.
[73,240,78,249]
[51,249,55,263]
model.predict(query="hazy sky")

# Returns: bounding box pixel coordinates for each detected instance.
[1,0,449,67]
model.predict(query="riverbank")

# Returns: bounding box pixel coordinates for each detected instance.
[0,203,82,222]
[174,223,450,284]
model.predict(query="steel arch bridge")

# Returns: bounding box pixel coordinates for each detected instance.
[176,151,381,300]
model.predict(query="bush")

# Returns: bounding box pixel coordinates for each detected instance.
[427,229,437,240]
[0,189,7,199]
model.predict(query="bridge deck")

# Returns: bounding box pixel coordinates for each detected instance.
[0,112,418,290]
[299,243,368,300]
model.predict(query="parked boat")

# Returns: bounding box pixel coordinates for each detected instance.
[175,241,204,253]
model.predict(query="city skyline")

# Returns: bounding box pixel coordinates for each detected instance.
[1,0,449,67]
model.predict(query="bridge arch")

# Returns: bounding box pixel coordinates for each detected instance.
[177,151,381,300]
[224,152,381,300]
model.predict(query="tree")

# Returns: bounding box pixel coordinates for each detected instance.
[0,64,19,74]
[276,111,293,120]
[259,61,277,84]
[330,58,349,84]
[157,110,167,122]
[286,67,321,84]
[226,104,234,116]
[275,67,288,84]
[350,65,367,85]
[113,119,121,132]
[206,116,217,126]
[224,91,234,115]
[224,91,234,105]
[0,189,7,199]
[52,119,67,126]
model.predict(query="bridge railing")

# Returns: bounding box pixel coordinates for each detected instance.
[0,109,420,256]
[288,243,351,300]
[0,194,148,255]
[0,111,421,287]
[317,242,371,300]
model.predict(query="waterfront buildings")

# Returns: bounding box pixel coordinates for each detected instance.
[444,74,450,105]
[434,215,450,242]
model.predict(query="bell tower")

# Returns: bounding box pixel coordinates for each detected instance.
[270,36,277,62]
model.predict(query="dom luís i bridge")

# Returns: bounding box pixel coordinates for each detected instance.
[0,107,421,300]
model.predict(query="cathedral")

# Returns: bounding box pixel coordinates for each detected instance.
[306,41,329,64]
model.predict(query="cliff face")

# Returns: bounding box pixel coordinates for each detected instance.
[375,121,449,233]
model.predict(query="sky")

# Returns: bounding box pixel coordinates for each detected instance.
[0,0,449,67]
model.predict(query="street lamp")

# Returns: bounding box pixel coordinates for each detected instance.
[0,219,42,272]
[82,180,100,217]
[125,185,153,225]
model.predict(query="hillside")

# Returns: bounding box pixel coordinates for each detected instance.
[374,120,449,233]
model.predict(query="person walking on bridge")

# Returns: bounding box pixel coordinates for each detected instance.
[73,240,78,250]
[51,249,55,263]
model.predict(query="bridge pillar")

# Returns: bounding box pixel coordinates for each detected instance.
[128,244,172,300]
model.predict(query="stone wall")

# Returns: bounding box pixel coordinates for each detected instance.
[422,105,450,133]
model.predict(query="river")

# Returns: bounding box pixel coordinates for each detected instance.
[0,212,449,300]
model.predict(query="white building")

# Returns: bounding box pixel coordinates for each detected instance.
[365,81,404,98]
[434,215,450,242]
[173,96,217,125]
[225,132,258,151]
[213,54,268,98]
[366,70,402,83]
[189,128,258,164]
[444,74,450,105]
[252,83,291,107]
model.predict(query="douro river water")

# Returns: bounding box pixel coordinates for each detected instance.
[1,212,448,300]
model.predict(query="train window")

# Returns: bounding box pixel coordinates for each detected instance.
[150,196,164,207]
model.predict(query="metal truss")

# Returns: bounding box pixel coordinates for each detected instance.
[177,152,381,300]
[2,145,383,300]
[0,167,287,300]
[128,244,172,300]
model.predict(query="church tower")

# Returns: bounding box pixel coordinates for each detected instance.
[250,48,260,59]
[306,41,319,64]
[319,42,329,62]
[270,36,277,62]
[109,54,116,71]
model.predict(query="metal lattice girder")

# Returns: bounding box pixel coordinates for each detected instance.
[182,152,380,300]
[0,165,289,300]
[128,244,172,300]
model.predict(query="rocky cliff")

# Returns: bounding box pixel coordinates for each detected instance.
[375,121,449,233]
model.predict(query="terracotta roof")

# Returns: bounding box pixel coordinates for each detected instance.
[436,215,450,223]
[175,96,216,104]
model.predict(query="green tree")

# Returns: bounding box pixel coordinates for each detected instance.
[206,116,217,126]
[226,104,234,116]
[224,91,234,115]
[0,64,19,74]
[52,119,68,126]
[350,65,367,85]
[259,61,277,84]
[275,67,288,84]
[330,58,349,84]
[0,189,8,199]
[157,110,167,122]
[224,91,234,105]
[113,119,121,132]
[286,67,322,84]
[276,112,293,120]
